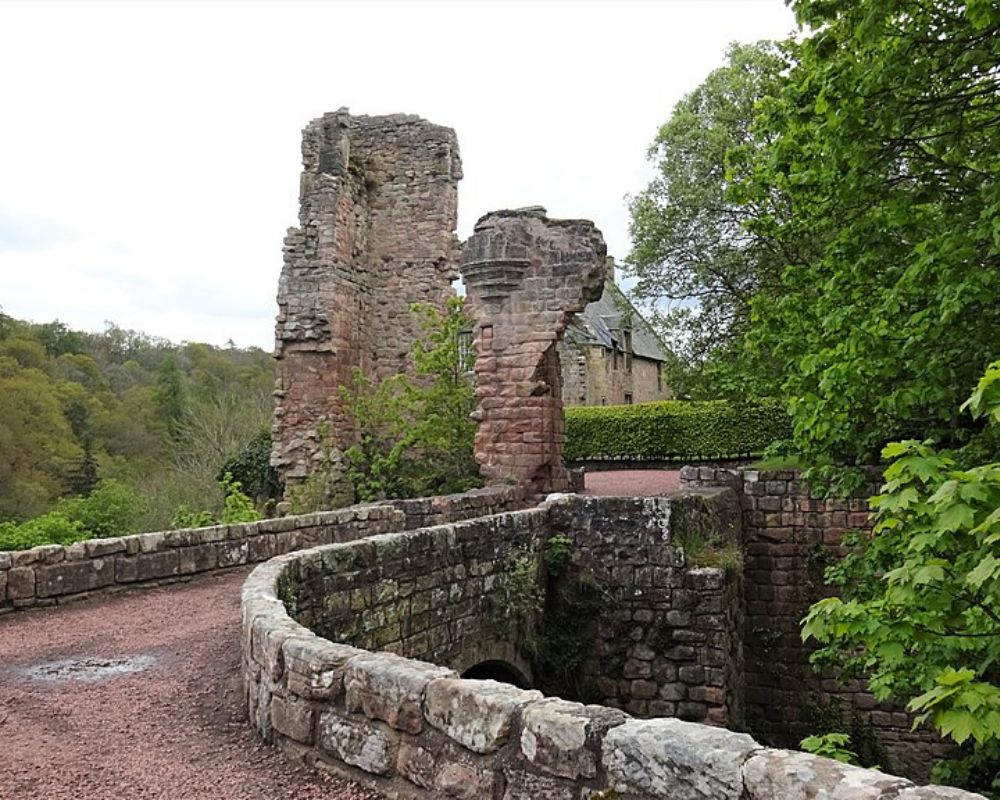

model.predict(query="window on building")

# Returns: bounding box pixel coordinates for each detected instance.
[457,329,474,373]
[624,392,633,405]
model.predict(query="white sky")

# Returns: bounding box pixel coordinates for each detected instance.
[0,0,796,350]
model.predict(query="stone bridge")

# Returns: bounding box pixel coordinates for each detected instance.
[240,487,980,800]
[0,481,982,799]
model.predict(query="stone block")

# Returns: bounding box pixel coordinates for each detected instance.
[520,698,625,780]
[397,743,437,790]
[178,543,218,575]
[742,749,913,800]
[284,636,365,700]
[501,769,575,800]
[83,537,126,557]
[425,677,541,754]
[135,550,179,582]
[317,712,395,776]
[34,559,114,598]
[115,555,138,583]
[436,761,498,800]
[217,540,250,568]
[6,567,35,600]
[271,692,315,744]
[11,544,64,567]
[344,652,454,735]
[603,717,758,800]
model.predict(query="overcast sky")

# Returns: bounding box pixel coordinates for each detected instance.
[0,0,796,350]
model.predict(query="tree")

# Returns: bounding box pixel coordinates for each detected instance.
[803,363,1000,794]
[342,298,481,503]
[626,41,791,399]
[746,0,1000,476]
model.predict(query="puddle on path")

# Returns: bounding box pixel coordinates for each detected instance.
[21,654,158,683]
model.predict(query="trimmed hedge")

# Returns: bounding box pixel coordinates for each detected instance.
[564,399,791,462]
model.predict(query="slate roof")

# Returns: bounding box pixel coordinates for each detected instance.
[565,281,671,362]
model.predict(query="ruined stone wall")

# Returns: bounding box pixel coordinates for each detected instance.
[273,110,462,492]
[679,466,953,780]
[461,208,607,498]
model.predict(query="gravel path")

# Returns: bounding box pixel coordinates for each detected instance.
[0,568,380,800]
[583,469,680,497]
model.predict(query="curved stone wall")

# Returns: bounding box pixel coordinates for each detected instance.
[241,495,984,800]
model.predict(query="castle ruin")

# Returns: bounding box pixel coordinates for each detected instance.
[272,111,607,500]
[273,110,462,498]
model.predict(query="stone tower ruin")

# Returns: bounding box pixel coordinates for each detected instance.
[272,110,462,496]
[461,208,608,497]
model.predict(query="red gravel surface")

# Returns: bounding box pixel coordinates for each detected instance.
[0,568,381,800]
[583,469,681,497]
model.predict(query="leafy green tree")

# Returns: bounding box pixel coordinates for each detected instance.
[0,356,82,521]
[746,0,1000,475]
[627,41,791,399]
[803,363,1000,794]
[217,427,283,511]
[342,298,481,503]
[154,354,187,441]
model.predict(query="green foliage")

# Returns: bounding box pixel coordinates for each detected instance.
[745,0,1000,467]
[0,479,143,550]
[170,473,261,529]
[800,733,860,765]
[217,427,283,511]
[802,693,887,770]
[544,534,574,575]
[802,362,1000,793]
[342,299,481,503]
[55,479,144,538]
[490,544,544,652]
[564,399,790,461]
[0,312,274,532]
[626,41,791,400]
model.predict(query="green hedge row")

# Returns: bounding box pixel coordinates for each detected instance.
[564,399,791,462]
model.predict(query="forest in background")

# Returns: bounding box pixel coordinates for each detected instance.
[0,309,274,532]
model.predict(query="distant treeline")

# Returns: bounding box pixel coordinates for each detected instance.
[0,310,275,532]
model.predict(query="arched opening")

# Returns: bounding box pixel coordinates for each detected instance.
[461,660,532,689]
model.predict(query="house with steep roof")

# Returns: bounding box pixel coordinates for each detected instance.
[559,273,672,406]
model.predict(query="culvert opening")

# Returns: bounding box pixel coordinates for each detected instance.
[461,660,531,689]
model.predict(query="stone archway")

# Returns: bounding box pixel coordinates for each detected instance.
[460,659,532,689]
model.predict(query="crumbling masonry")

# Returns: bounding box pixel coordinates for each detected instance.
[272,112,607,499]
[273,111,462,497]
[461,209,607,497]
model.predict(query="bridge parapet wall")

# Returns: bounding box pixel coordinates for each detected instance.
[0,485,525,613]
[241,493,981,799]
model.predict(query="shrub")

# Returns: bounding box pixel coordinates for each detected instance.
[0,479,143,551]
[564,399,791,461]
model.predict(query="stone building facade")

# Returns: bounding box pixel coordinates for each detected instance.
[559,273,671,407]
[272,110,462,495]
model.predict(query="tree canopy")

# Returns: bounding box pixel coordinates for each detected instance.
[0,312,275,530]
[626,40,790,399]
[745,0,1000,475]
